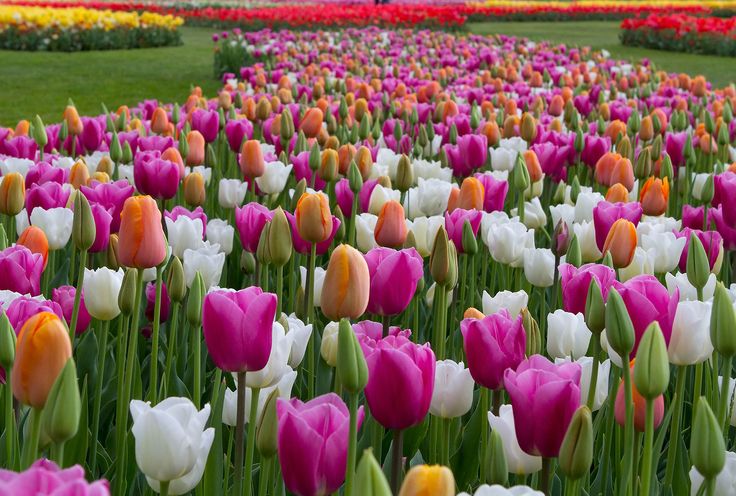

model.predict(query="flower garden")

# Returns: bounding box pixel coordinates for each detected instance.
[0,1,736,496]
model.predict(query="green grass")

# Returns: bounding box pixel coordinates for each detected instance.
[468,21,736,88]
[2,21,734,127]
[1,27,220,126]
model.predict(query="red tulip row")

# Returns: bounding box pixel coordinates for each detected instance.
[621,14,736,57]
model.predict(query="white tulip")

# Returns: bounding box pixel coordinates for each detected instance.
[218,178,248,209]
[30,207,73,250]
[490,147,518,172]
[300,266,326,307]
[0,157,33,178]
[82,267,124,320]
[499,137,527,153]
[407,215,444,258]
[183,242,225,290]
[430,360,475,419]
[417,178,453,217]
[376,148,402,181]
[523,248,555,288]
[690,451,736,495]
[641,232,686,274]
[355,213,378,253]
[413,159,452,182]
[555,356,610,411]
[480,210,512,245]
[320,321,339,367]
[668,300,713,365]
[256,161,292,195]
[488,405,543,474]
[283,313,313,368]
[574,191,605,223]
[130,397,214,494]
[368,185,401,215]
[691,173,712,201]
[166,216,204,259]
[547,310,591,360]
[637,215,681,238]
[15,209,29,237]
[206,219,235,255]
[618,247,655,282]
[459,484,544,496]
[512,198,547,229]
[244,321,292,389]
[665,272,717,301]
[573,220,602,263]
[223,369,297,427]
[403,187,423,219]
[482,290,528,318]
[425,283,452,310]
[563,184,592,206]
[488,221,534,268]
[118,164,135,186]
[185,166,212,185]
[52,156,74,170]
[549,204,575,232]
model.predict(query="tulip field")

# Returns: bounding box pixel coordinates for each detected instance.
[2,1,736,496]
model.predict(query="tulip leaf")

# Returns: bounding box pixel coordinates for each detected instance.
[450,392,483,490]
[402,417,429,465]
[64,377,89,468]
[50,257,71,288]
[76,331,98,389]
[203,379,226,496]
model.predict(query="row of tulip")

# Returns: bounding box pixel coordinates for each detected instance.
[0,5,183,51]
[1,24,736,496]
[620,14,736,57]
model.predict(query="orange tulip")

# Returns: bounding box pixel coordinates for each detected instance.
[299,107,324,138]
[610,157,635,192]
[602,218,637,268]
[457,177,485,211]
[355,146,373,180]
[338,144,357,176]
[63,106,83,136]
[186,130,205,166]
[0,172,25,216]
[639,116,654,142]
[69,160,90,190]
[117,195,167,269]
[17,226,49,268]
[463,307,485,320]
[161,147,185,178]
[150,107,170,135]
[320,244,370,321]
[295,192,333,244]
[605,183,630,203]
[523,150,543,184]
[15,120,29,137]
[605,120,627,142]
[12,312,72,409]
[183,172,206,207]
[548,94,564,116]
[446,186,460,213]
[640,177,669,216]
[594,152,622,186]
[239,139,265,179]
[481,121,500,147]
[374,200,407,248]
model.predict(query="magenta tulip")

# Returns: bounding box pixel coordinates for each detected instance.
[191,109,220,143]
[0,458,110,495]
[504,355,581,457]
[89,203,113,253]
[225,119,254,152]
[361,334,435,430]
[444,134,488,177]
[673,228,723,272]
[364,247,423,316]
[145,281,170,324]
[25,161,68,187]
[285,211,340,256]
[235,202,273,252]
[52,285,91,335]
[277,393,364,496]
[137,135,174,153]
[81,180,135,233]
[202,287,277,372]
[0,245,44,296]
[593,201,643,251]
[353,320,411,343]
[358,179,379,214]
[133,150,181,200]
[444,208,482,254]
[559,263,617,315]
[291,151,326,191]
[473,172,509,213]
[334,179,354,217]
[682,204,706,230]
[25,182,71,218]
[581,134,610,168]
[5,295,64,333]
[81,117,104,154]
[710,206,736,251]
[714,172,736,228]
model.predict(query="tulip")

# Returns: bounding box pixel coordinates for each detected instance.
[235,202,273,252]
[487,404,543,475]
[593,201,643,252]
[256,161,293,195]
[459,485,543,496]
[16,225,48,268]
[522,248,554,287]
[30,207,73,250]
[300,107,324,138]
[218,178,248,209]
[225,119,253,152]
[240,320,293,389]
[185,131,205,166]
[118,196,167,269]
[5,295,63,333]
[444,134,487,177]
[559,263,616,315]
[640,231,686,274]
[364,247,423,316]
[83,267,124,320]
[690,399,726,491]
[239,139,265,180]
[202,287,277,373]
[668,300,713,365]
[296,192,333,245]
[445,208,482,254]
[689,450,736,496]
[486,221,534,268]
[675,228,723,273]
[277,393,364,496]
[0,245,44,296]
[461,309,526,390]
[481,289,529,318]
[602,218,637,268]
[206,219,234,255]
[25,182,70,217]
[52,285,90,335]
[133,150,181,200]
[474,172,509,213]
[320,244,370,321]
[374,200,407,248]
[398,465,455,496]
[504,355,581,457]
[0,459,110,494]
[130,397,214,494]
[354,449,392,496]
[286,211,340,256]
[182,243,226,290]
[546,310,591,360]
[430,359,474,419]
[165,215,204,259]
[81,179,134,233]
[639,176,669,216]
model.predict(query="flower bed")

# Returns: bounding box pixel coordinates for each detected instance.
[0,5,183,51]
[621,14,736,56]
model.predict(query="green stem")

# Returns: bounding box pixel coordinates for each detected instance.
[664,365,687,488]
[258,457,272,496]
[640,399,655,496]
[162,303,180,398]
[390,429,403,494]
[90,319,110,474]
[539,457,552,495]
[719,356,733,435]
[148,266,163,404]
[20,407,42,470]
[480,387,490,483]
[442,417,451,465]
[348,194,358,247]
[233,371,247,496]
[518,190,526,225]
[305,243,316,399]
[586,335,601,410]
[68,249,88,342]
[160,480,170,496]
[620,357,634,496]
[276,265,284,316]
[193,322,202,410]
[244,387,260,496]
[344,393,359,496]
[695,362,704,410]
[4,372,15,470]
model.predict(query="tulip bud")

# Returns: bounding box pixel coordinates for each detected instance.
[627,111,641,135]
[337,318,368,394]
[605,289,635,358]
[660,154,673,182]
[183,172,206,207]
[42,357,81,443]
[485,428,508,485]
[520,112,537,143]
[566,234,582,268]
[256,388,279,458]
[710,282,736,357]
[256,222,272,266]
[348,160,363,194]
[308,143,321,172]
[177,132,189,160]
[521,307,541,357]
[32,115,47,149]
[0,172,25,216]
[552,219,570,258]
[166,256,186,303]
[0,311,15,370]
[319,149,339,183]
[463,307,484,320]
[461,219,478,255]
[395,155,414,193]
[585,279,606,335]
[206,144,218,169]
[268,207,293,268]
[634,148,651,180]
[651,135,662,161]
[617,136,632,161]
[186,272,205,327]
[72,192,95,252]
[118,268,138,316]
[633,322,670,399]
[355,449,392,496]
[256,97,271,121]
[334,206,346,243]
[559,406,594,480]
[512,153,530,192]
[570,176,581,205]
[690,398,725,480]
[122,141,133,165]
[106,233,120,270]
[399,465,455,496]
[687,234,711,293]
[430,226,452,287]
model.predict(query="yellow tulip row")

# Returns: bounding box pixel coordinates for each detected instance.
[0,5,183,32]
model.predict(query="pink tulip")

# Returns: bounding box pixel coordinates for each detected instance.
[202,287,277,372]
[0,245,44,296]
[191,109,220,143]
[504,355,581,457]
[361,334,435,430]
[352,320,411,343]
[81,180,134,233]
[334,179,354,217]
[25,182,70,218]
[673,228,723,272]
[52,285,91,335]
[713,171,736,228]
[444,134,488,177]
[277,393,364,496]
[0,458,109,495]
[25,162,68,187]
[145,281,170,323]
[358,179,379,214]
[461,309,526,390]
[681,204,705,230]
[473,172,508,213]
[285,211,340,256]
[364,247,423,316]
[559,263,617,315]
[444,208,482,254]
[593,201,643,252]
[81,117,104,154]
[89,203,113,253]
[133,150,181,200]
[137,135,174,153]
[291,151,326,191]
[225,119,254,152]
[235,202,273,252]
[5,295,64,333]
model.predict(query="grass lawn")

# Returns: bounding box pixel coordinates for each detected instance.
[1,21,734,127]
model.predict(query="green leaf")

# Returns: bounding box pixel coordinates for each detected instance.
[203,377,226,496]
[64,377,89,468]
[451,392,484,490]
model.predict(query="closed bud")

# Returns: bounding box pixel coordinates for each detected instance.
[256,97,271,121]
[122,141,133,165]
[559,406,594,480]
[605,289,635,358]
[552,219,570,258]
[109,132,123,164]
[691,398,725,479]
[633,322,670,399]
[166,256,186,303]
[617,136,632,161]
[256,388,279,458]
[395,155,414,193]
[601,250,614,268]
[106,233,120,270]
[627,111,641,135]
[566,234,582,268]
[206,144,218,169]
[32,115,47,148]
[634,147,651,180]
[553,181,567,205]
[186,272,205,327]
[267,207,293,268]
[42,358,80,443]
[574,128,585,153]
[660,154,673,182]
[512,154,530,191]
[0,172,25,216]
[334,206,346,243]
[520,112,537,143]
[354,449,392,496]
[521,307,541,357]
[348,160,363,193]
[319,149,339,183]
[337,318,368,394]
[710,282,736,357]
[183,172,206,207]
[256,222,272,266]
[485,428,508,486]
[72,192,95,251]
[461,219,478,255]
[570,176,581,205]
[430,227,451,287]
[585,279,606,335]
[651,134,662,161]
[0,311,15,370]
[687,234,711,292]
[308,143,321,172]
[701,174,715,204]
[118,268,138,316]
